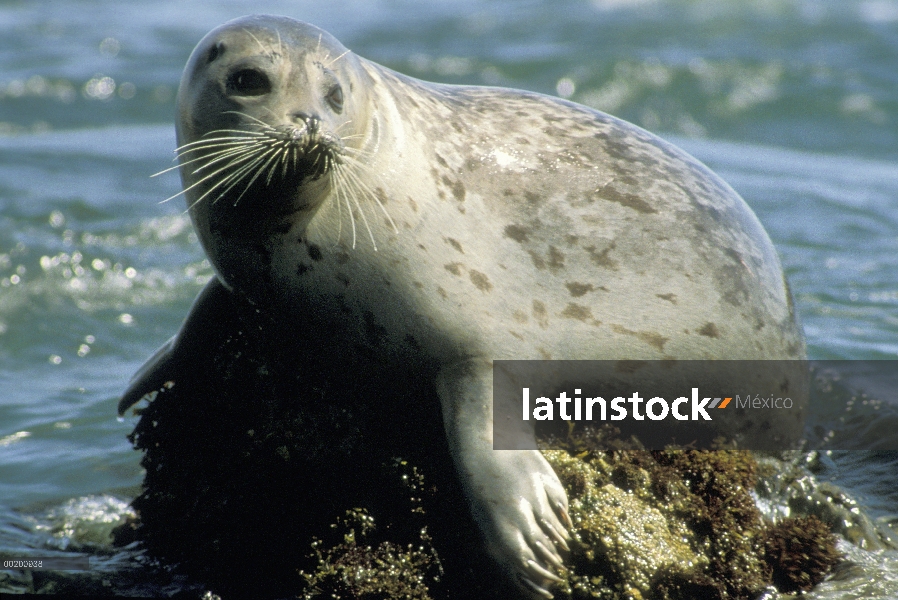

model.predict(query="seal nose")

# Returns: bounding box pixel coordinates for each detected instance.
[291,111,320,133]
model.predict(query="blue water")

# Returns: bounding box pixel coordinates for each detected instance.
[1,0,896,597]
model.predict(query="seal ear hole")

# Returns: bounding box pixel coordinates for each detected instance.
[326,84,344,113]
[226,68,271,97]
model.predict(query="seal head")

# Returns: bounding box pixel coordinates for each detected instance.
[174,16,377,292]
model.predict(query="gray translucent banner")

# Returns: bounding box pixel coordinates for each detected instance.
[492,360,898,451]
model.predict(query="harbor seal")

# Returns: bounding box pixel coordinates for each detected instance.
[120,14,805,598]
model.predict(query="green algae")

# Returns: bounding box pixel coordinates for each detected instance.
[543,448,841,600]
[300,508,441,600]
[545,450,706,599]
[297,447,841,600]
[764,515,841,594]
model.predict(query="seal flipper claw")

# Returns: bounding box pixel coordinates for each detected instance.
[526,559,563,583]
[520,575,555,599]
[558,503,573,530]
[542,519,570,552]
[534,540,565,570]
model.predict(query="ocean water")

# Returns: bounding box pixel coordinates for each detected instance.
[0,0,896,597]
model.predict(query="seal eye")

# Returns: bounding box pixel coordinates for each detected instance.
[326,84,344,113]
[227,68,271,96]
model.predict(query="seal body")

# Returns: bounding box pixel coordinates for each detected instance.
[122,14,805,598]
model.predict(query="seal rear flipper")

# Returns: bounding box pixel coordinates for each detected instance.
[118,277,235,415]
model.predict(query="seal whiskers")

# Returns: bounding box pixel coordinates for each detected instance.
[157,144,266,207]
[163,110,392,249]
[331,166,362,248]
[330,152,380,249]
[157,110,351,212]
[153,132,268,179]
[325,49,351,67]
[154,131,273,206]
[329,146,397,250]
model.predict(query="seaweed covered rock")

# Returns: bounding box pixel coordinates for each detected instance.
[764,515,841,593]
[545,450,706,598]
[118,292,839,599]
[543,448,841,600]
[118,294,504,599]
[122,364,842,600]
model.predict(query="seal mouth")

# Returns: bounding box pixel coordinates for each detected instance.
[270,118,345,182]
[159,110,397,251]
[166,111,345,209]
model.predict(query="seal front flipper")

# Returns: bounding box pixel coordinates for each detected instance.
[118,278,234,415]
[437,359,571,599]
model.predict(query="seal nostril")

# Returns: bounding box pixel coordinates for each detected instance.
[291,112,320,133]
[291,112,311,124]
